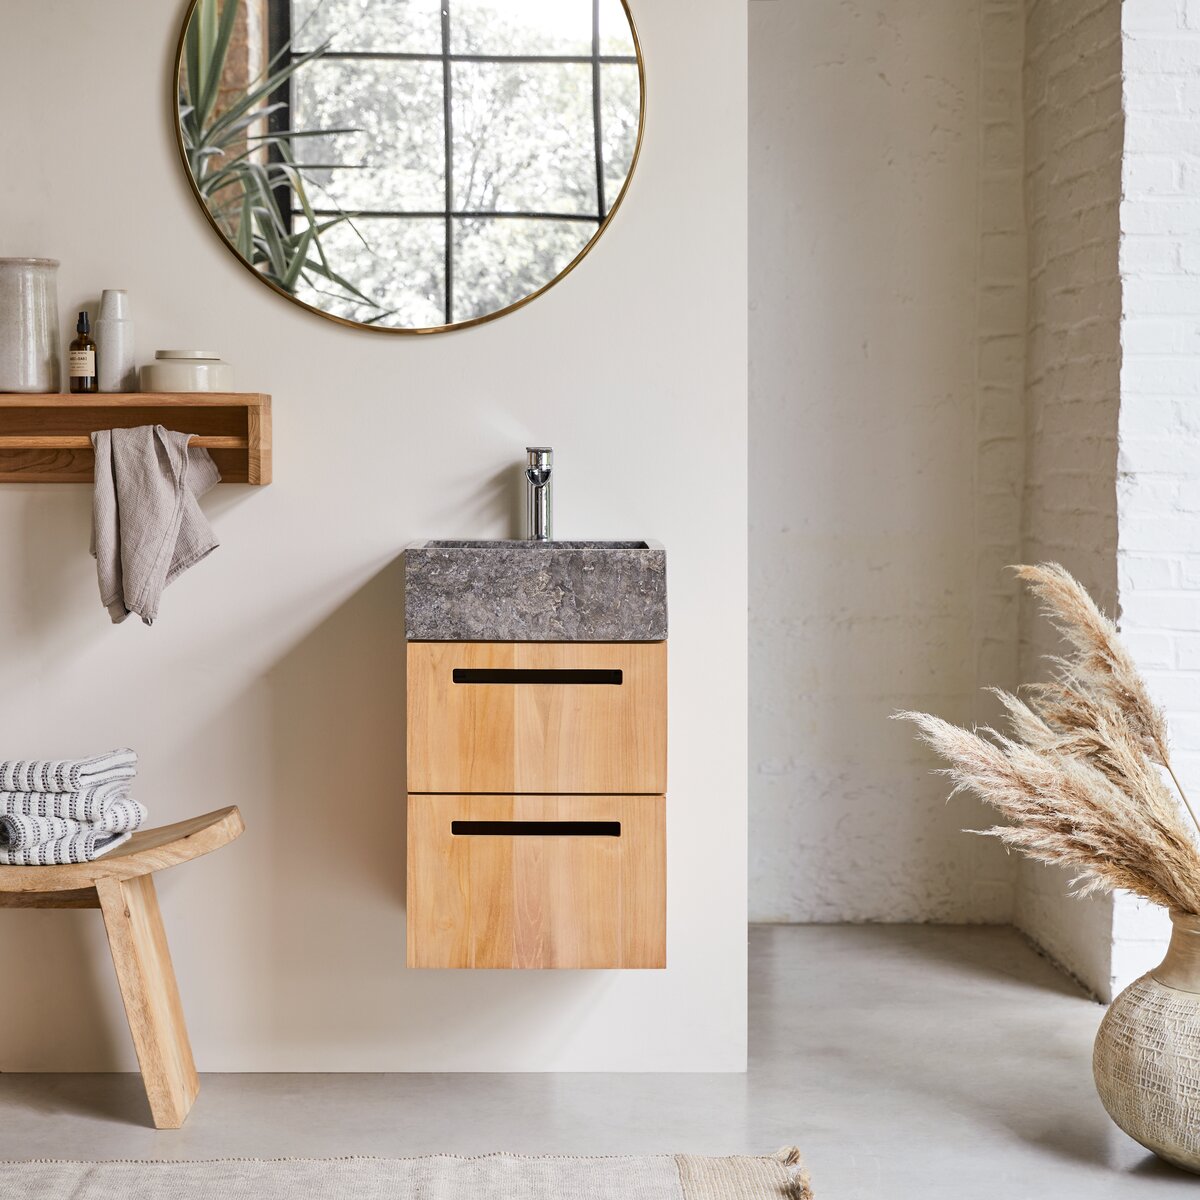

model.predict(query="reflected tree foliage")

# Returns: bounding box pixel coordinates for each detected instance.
[185,0,641,329]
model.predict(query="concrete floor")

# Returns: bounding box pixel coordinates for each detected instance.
[0,925,1194,1198]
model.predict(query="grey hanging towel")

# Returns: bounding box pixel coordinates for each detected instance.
[91,425,221,625]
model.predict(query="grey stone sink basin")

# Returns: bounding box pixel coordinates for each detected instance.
[404,539,667,642]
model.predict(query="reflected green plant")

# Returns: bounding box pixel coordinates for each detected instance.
[178,0,387,316]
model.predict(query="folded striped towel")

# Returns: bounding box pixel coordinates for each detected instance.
[0,827,133,866]
[0,797,146,854]
[0,749,137,795]
[0,781,132,824]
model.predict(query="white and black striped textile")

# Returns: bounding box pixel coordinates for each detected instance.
[0,750,144,866]
[0,827,133,866]
[0,749,137,794]
[0,796,146,852]
[0,781,132,824]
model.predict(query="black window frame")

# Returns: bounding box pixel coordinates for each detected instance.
[268,0,639,325]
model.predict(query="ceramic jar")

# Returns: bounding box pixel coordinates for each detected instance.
[1094,910,1200,1172]
[0,258,61,393]
[140,350,234,392]
[95,289,136,392]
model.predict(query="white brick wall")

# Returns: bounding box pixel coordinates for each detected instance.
[1116,0,1200,992]
[750,0,1200,985]
[1015,0,1125,998]
[976,0,1028,725]
[748,0,1020,923]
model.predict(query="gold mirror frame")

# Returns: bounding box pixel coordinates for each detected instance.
[171,0,646,335]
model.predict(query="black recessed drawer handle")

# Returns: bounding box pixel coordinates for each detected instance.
[451,820,622,837]
[452,668,623,685]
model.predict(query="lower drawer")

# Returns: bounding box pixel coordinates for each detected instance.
[407,794,665,969]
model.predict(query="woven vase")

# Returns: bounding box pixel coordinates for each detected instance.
[1093,910,1200,1172]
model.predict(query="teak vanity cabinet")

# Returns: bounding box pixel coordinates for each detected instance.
[403,538,668,970]
[405,639,667,970]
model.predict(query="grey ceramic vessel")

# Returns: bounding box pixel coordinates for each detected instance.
[404,539,668,642]
[0,258,60,393]
[96,289,136,392]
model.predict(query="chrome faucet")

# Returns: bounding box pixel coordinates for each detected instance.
[525,446,553,541]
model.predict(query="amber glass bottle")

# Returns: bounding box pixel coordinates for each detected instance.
[68,311,97,394]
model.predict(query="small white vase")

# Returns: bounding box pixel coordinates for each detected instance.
[95,289,136,392]
[0,258,61,393]
[1094,910,1200,1172]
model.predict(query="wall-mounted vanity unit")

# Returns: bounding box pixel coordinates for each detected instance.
[404,540,667,969]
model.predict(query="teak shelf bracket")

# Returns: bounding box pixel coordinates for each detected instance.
[0,393,272,484]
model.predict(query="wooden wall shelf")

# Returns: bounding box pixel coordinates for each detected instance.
[0,393,271,484]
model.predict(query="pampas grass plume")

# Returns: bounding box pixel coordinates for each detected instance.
[896,564,1200,915]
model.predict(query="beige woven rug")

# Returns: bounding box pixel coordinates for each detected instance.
[0,1150,812,1199]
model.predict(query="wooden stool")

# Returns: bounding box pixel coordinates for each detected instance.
[0,807,244,1128]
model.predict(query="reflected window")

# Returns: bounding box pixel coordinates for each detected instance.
[269,0,638,325]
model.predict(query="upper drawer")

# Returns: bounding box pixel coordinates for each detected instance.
[407,641,666,794]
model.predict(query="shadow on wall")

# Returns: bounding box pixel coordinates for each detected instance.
[430,462,525,537]
[262,557,409,1044]
[257,555,615,1061]
[8,477,263,656]
[0,554,613,1073]
[0,909,128,1073]
[0,556,408,1074]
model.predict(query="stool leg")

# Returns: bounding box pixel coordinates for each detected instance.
[96,875,200,1129]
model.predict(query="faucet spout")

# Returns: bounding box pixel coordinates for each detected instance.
[525,446,553,541]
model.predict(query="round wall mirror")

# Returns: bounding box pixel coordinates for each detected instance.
[173,0,644,333]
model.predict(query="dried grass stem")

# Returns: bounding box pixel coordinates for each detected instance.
[896,563,1200,915]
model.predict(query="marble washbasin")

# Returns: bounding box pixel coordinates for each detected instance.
[404,539,667,642]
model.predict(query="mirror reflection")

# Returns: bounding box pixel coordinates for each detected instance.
[176,0,643,331]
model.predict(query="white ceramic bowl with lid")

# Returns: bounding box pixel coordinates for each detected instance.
[140,349,234,392]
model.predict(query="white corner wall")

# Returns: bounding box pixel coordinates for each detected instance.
[749,0,1191,1000]
[1112,0,1200,991]
[1016,0,1200,1001]
[0,0,748,1071]
[749,0,1021,923]
[1013,0,1124,998]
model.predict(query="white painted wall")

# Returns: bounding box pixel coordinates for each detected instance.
[0,0,748,1071]
[1012,0,1124,999]
[1014,0,1200,1001]
[1112,0,1200,991]
[749,0,1020,923]
[750,0,1197,1001]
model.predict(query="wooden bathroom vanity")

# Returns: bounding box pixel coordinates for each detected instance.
[403,540,667,969]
